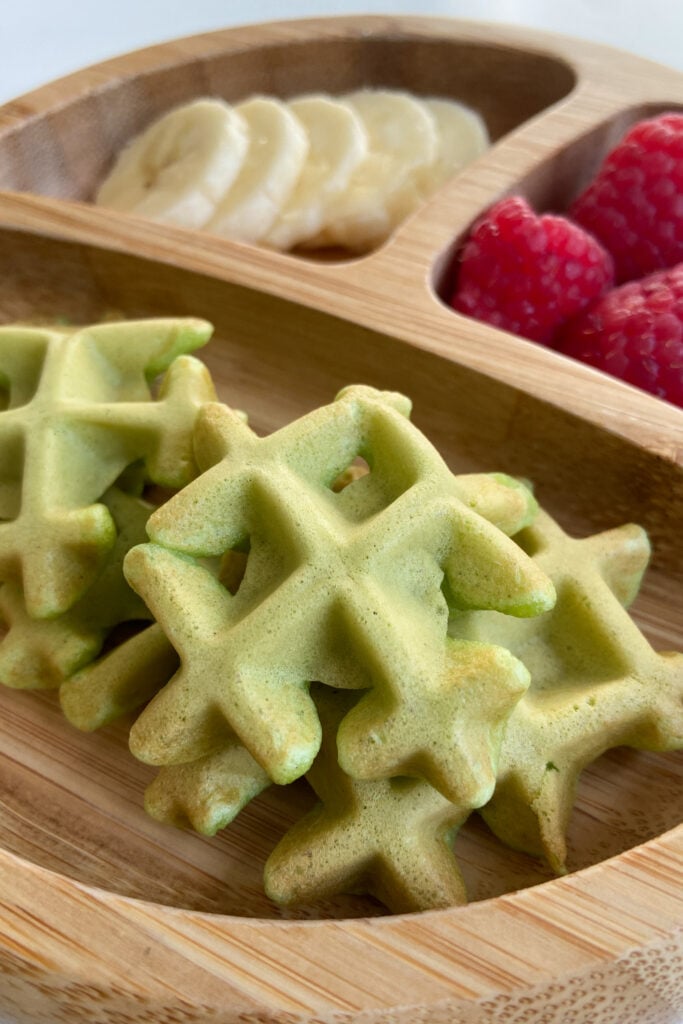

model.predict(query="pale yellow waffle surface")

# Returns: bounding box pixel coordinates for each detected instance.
[0,485,153,691]
[265,685,469,915]
[449,509,683,873]
[144,736,271,837]
[60,622,180,733]
[124,386,554,799]
[0,318,215,618]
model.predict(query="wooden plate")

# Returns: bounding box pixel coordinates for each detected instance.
[0,16,682,1024]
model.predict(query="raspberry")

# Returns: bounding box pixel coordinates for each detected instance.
[571,113,683,283]
[557,264,683,407]
[450,197,614,345]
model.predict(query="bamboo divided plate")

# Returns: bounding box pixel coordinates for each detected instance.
[0,15,682,1024]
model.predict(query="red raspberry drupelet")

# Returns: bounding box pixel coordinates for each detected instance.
[557,264,683,408]
[450,197,614,345]
[571,113,683,283]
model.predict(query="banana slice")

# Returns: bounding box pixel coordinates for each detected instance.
[207,97,309,244]
[305,89,438,252]
[419,98,489,191]
[95,99,249,230]
[264,95,368,251]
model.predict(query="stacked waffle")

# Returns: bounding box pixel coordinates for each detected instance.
[1,321,681,914]
[0,317,214,702]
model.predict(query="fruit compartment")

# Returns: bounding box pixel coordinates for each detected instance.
[0,18,575,256]
[4,16,682,455]
[433,101,683,303]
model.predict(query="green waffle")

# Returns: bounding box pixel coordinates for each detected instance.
[123,386,554,801]
[0,318,215,617]
[449,508,683,873]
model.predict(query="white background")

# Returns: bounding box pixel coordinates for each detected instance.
[2,0,683,104]
[1,3,682,1024]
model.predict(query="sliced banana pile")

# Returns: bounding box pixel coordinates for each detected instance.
[95,90,489,253]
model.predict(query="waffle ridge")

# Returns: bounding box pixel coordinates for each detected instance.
[449,508,683,873]
[0,318,215,617]
[0,485,153,691]
[265,685,469,914]
[124,385,555,798]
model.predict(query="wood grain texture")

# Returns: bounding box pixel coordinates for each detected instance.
[0,16,681,1024]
